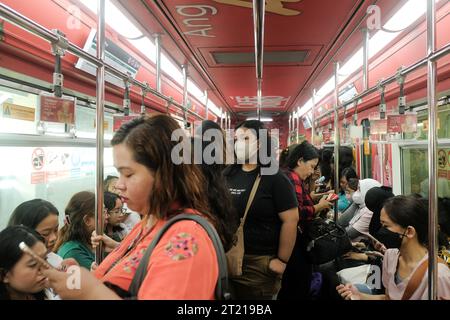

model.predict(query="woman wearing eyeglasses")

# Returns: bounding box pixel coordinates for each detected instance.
[104,192,127,242]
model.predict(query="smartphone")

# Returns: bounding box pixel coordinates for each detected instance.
[19,242,55,270]
[326,193,339,202]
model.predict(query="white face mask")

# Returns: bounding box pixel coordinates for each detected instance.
[352,190,364,205]
[235,140,258,163]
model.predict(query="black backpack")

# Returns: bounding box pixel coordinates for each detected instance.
[128,214,231,300]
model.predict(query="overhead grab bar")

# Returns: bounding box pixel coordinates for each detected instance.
[0,2,204,120]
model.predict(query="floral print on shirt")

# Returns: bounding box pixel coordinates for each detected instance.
[123,248,146,274]
[165,232,198,261]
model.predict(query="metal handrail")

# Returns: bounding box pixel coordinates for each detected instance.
[0,2,204,120]
[314,41,450,123]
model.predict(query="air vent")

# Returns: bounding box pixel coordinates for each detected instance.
[213,51,309,65]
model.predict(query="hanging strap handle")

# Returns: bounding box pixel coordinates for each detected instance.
[128,214,231,300]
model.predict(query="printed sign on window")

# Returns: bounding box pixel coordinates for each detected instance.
[2,103,35,121]
[40,95,75,124]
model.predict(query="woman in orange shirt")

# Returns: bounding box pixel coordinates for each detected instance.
[42,115,225,300]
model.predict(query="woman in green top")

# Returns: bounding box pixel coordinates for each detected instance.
[54,191,97,269]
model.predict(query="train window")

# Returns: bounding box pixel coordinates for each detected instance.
[402,146,450,198]
[0,146,117,229]
[412,102,450,140]
[75,104,114,140]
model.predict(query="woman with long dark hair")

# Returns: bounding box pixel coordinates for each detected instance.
[194,120,237,251]
[338,195,450,300]
[278,141,332,300]
[0,225,48,300]
[8,199,59,251]
[43,114,229,300]
[54,191,97,269]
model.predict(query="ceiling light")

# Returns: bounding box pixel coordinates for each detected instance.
[79,0,142,39]
[246,117,273,122]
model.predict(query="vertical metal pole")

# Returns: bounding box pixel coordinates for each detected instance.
[297,107,301,143]
[288,114,292,143]
[292,111,297,143]
[95,0,105,264]
[252,0,265,121]
[334,62,340,222]
[257,79,262,121]
[155,34,162,93]
[204,90,208,120]
[182,64,188,128]
[427,0,438,301]
[312,89,316,146]
[362,28,369,91]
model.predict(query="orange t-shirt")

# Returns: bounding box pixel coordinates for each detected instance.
[94,215,218,300]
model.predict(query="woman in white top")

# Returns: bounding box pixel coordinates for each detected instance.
[337,195,450,300]
[338,179,381,242]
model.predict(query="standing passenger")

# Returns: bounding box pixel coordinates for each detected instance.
[42,115,226,300]
[224,120,299,300]
[278,141,332,300]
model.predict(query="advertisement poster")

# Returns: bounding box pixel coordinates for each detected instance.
[387,113,418,134]
[370,119,388,134]
[40,95,75,124]
[438,148,450,180]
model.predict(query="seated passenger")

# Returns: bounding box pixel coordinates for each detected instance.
[0,226,53,300]
[54,191,97,269]
[338,179,381,242]
[337,195,450,300]
[8,199,59,252]
[104,175,119,194]
[104,192,127,242]
[365,186,395,238]
[338,167,358,213]
[8,199,62,268]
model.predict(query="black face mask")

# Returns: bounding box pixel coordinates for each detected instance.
[377,227,406,249]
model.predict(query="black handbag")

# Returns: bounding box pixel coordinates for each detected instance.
[304,218,352,265]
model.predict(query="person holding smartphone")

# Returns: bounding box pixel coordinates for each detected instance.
[0,225,55,300]
[278,141,332,300]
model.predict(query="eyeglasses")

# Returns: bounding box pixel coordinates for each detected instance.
[109,207,128,216]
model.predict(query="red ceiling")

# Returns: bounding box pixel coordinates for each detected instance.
[122,0,373,117]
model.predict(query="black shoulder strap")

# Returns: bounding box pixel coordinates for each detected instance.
[128,214,231,300]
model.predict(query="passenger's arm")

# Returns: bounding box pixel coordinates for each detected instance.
[42,267,121,300]
[346,226,364,240]
[271,208,299,274]
[336,284,387,300]
[313,196,332,213]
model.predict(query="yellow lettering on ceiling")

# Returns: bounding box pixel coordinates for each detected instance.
[212,0,302,16]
